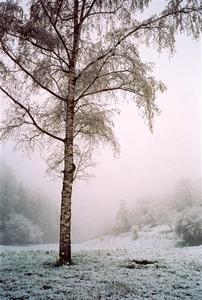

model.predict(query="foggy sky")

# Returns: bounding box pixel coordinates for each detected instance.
[0,33,201,240]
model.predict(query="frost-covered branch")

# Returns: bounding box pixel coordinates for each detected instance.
[0,86,65,142]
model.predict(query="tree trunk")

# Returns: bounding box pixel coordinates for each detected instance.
[59,0,79,264]
[59,101,75,264]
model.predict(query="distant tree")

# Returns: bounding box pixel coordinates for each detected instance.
[15,184,31,217]
[0,161,58,244]
[4,213,43,244]
[130,199,161,230]
[0,162,17,240]
[113,200,131,234]
[31,192,59,243]
[131,225,139,240]
[17,188,59,243]
[0,0,201,263]
[130,206,143,230]
[174,207,202,246]
[173,179,201,212]
[160,208,177,231]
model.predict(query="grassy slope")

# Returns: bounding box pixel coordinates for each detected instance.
[0,226,202,300]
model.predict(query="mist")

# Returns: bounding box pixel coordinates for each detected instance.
[0,33,201,242]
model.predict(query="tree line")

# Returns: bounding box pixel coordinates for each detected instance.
[112,179,202,246]
[0,162,59,245]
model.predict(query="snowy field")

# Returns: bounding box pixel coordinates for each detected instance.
[0,225,202,300]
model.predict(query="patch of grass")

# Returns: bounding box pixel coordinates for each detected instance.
[122,259,158,269]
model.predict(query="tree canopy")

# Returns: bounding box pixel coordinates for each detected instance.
[1,0,201,177]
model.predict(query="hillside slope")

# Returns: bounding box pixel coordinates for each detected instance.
[1,225,202,299]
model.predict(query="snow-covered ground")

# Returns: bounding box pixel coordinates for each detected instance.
[0,225,202,299]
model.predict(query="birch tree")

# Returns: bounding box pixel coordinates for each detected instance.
[0,0,201,264]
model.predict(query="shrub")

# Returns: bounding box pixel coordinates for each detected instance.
[174,207,202,246]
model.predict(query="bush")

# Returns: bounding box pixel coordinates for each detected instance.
[4,214,43,244]
[174,207,202,246]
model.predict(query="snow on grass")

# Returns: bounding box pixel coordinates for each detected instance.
[0,225,202,299]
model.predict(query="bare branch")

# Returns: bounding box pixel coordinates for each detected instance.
[39,0,71,63]
[75,56,109,102]
[82,0,97,22]
[0,41,67,102]
[78,4,201,78]
[0,86,65,142]
[54,0,64,25]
